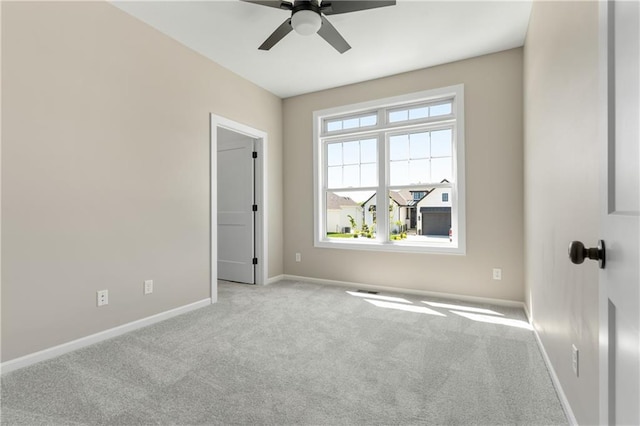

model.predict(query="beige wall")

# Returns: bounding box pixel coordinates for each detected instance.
[283,49,524,302]
[524,1,600,424]
[1,1,283,362]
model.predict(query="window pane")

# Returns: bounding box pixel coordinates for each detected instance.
[431,157,453,182]
[431,129,452,157]
[360,114,377,127]
[327,139,379,189]
[343,118,359,130]
[343,141,359,164]
[409,159,430,184]
[430,102,452,117]
[327,143,342,166]
[390,161,409,186]
[361,163,377,187]
[409,132,429,159]
[389,134,409,161]
[360,138,377,163]
[326,190,374,238]
[343,165,359,187]
[389,110,408,123]
[328,166,342,188]
[327,120,343,132]
[409,106,429,120]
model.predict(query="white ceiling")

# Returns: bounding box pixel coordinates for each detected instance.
[111,0,532,98]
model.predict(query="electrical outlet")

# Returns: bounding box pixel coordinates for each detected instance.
[492,268,502,280]
[572,344,579,377]
[295,253,301,262]
[144,280,153,295]
[97,289,108,307]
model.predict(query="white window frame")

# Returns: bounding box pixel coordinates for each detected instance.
[313,84,466,255]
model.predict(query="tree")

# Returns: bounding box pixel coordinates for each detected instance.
[347,214,357,232]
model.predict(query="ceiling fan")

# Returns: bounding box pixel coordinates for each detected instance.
[243,0,396,54]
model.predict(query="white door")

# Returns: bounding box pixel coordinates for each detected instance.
[599,1,639,424]
[217,127,255,284]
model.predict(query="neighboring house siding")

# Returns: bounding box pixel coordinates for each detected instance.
[418,188,452,208]
[327,206,361,233]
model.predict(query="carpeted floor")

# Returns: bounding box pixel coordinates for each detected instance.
[1,280,567,425]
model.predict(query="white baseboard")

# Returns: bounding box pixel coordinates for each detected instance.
[1,298,212,375]
[267,274,285,285]
[280,274,525,309]
[528,320,578,425]
[518,301,577,425]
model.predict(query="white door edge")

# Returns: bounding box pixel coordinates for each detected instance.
[598,0,640,423]
[210,114,268,302]
[598,3,610,422]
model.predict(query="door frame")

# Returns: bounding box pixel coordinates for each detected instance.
[210,114,268,301]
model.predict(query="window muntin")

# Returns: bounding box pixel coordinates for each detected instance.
[387,100,453,124]
[325,113,378,133]
[388,128,453,186]
[314,85,465,254]
[326,138,377,189]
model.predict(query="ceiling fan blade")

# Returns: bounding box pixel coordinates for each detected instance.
[241,0,293,11]
[258,18,293,50]
[317,16,351,54]
[321,0,395,15]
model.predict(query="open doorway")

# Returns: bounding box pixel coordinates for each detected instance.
[210,115,267,301]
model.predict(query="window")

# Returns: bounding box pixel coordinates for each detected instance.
[387,100,453,123]
[325,112,377,133]
[313,85,465,254]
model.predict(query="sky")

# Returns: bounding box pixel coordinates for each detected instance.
[327,128,453,200]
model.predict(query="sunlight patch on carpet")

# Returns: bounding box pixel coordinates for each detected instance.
[422,301,504,316]
[450,311,532,330]
[364,299,447,316]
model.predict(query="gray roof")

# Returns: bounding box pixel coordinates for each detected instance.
[326,192,359,210]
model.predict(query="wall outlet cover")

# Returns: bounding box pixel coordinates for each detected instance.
[144,280,153,295]
[97,290,108,307]
[492,268,502,280]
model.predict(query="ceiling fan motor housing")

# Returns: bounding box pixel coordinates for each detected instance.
[291,1,322,35]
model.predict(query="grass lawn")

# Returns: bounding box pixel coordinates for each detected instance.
[327,232,356,238]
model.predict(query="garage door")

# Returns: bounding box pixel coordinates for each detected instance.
[421,207,451,236]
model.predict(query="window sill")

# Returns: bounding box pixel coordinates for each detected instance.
[314,238,466,255]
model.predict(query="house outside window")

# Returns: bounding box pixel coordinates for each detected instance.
[313,85,466,254]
